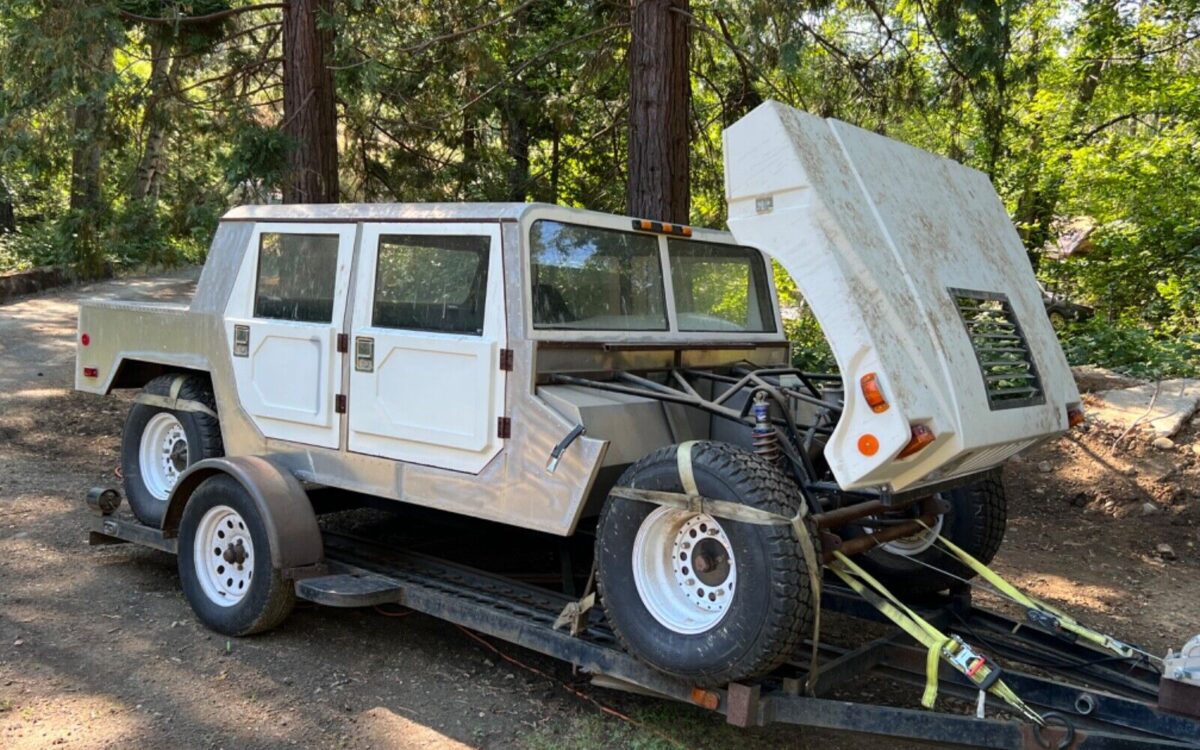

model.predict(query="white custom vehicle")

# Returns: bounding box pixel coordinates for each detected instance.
[78,102,1083,685]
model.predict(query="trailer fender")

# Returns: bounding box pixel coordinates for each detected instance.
[163,456,323,573]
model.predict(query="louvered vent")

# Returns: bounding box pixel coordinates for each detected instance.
[951,289,1044,410]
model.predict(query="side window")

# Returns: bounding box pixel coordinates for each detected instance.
[254,233,341,323]
[373,234,490,335]
[668,240,776,333]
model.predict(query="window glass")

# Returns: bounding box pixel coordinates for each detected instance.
[668,240,775,332]
[530,220,667,330]
[373,234,490,335]
[254,233,340,323]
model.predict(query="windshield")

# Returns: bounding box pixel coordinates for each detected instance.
[668,240,776,332]
[530,220,668,330]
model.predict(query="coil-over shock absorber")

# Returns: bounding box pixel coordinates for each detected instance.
[751,391,781,465]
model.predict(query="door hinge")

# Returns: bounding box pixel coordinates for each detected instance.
[336,333,349,353]
[497,416,511,439]
[499,348,514,371]
[335,394,347,414]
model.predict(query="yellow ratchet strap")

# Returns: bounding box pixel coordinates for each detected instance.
[924,523,1144,662]
[830,551,1043,724]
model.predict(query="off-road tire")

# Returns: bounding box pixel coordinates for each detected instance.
[596,442,814,686]
[121,373,223,527]
[858,469,1007,597]
[178,475,295,635]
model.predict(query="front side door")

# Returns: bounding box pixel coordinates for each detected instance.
[347,223,506,473]
[225,222,356,449]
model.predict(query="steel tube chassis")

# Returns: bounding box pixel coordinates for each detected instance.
[549,362,977,513]
[88,507,1199,749]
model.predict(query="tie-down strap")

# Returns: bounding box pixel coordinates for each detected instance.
[133,374,217,418]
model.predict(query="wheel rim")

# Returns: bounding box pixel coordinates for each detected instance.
[631,507,737,635]
[139,412,188,501]
[193,505,254,607]
[876,512,944,556]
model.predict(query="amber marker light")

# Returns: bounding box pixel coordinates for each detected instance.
[860,372,889,413]
[857,434,880,456]
[897,425,936,459]
[1067,408,1086,429]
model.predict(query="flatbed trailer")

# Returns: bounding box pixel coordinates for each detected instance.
[87,499,1200,750]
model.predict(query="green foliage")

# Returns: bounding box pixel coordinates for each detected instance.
[0,0,1194,379]
[1059,316,1200,380]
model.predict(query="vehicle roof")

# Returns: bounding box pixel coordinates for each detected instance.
[222,202,539,222]
[219,202,735,242]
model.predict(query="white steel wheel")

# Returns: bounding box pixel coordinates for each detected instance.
[138,412,189,501]
[878,512,944,557]
[192,505,255,608]
[631,506,737,635]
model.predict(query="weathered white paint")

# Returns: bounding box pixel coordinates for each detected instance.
[724,101,1081,491]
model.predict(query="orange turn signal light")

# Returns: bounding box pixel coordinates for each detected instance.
[860,373,889,413]
[1067,408,1085,428]
[897,425,935,459]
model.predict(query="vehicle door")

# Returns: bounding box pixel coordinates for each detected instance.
[225,222,356,449]
[347,223,506,473]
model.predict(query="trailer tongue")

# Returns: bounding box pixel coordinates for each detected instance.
[723,101,1082,492]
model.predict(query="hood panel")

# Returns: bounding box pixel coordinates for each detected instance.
[723,102,1079,490]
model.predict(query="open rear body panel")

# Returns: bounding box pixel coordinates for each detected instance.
[724,102,1080,491]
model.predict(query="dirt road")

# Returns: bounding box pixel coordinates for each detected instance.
[1,274,1197,749]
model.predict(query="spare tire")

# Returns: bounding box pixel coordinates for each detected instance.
[121,373,223,528]
[596,441,814,686]
[855,469,1007,597]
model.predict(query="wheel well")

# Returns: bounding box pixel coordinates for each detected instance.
[163,457,324,572]
[111,360,211,391]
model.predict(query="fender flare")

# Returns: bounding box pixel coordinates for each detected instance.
[163,456,323,572]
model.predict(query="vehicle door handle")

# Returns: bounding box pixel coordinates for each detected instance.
[355,337,374,372]
[233,324,250,357]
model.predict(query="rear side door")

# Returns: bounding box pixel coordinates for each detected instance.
[225,223,356,449]
[347,223,506,473]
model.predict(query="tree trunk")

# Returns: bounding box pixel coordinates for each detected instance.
[69,35,114,279]
[627,0,690,223]
[133,34,183,202]
[282,0,339,203]
[503,82,532,202]
[0,177,14,233]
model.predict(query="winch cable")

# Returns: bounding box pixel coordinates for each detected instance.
[829,550,1045,725]
[914,521,1164,670]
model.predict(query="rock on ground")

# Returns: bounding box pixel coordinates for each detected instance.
[1087,378,1200,439]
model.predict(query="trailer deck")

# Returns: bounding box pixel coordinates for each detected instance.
[88,506,1199,749]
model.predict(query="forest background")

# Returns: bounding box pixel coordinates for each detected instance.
[1,0,1197,376]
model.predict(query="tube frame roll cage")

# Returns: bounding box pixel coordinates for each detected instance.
[551,361,953,519]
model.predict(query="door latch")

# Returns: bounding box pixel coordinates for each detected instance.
[233,324,250,357]
[355,337,374,372]
[335,394,347,414]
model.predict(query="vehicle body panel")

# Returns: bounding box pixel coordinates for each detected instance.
[724,101,1080,491]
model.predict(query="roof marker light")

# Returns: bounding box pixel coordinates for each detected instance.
[632,218,693,237]
[860,373,889,413]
